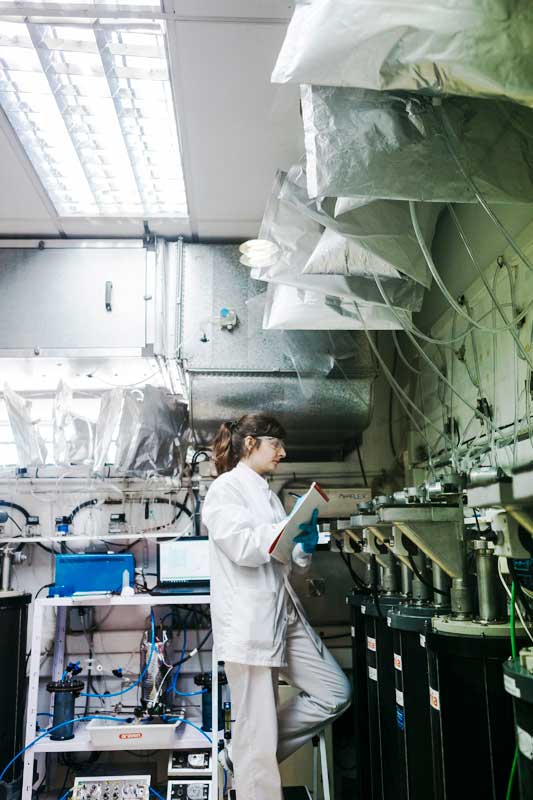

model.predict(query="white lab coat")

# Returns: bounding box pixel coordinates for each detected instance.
[202,460,323,667]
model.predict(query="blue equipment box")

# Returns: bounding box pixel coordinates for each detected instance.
[50,554,135,597]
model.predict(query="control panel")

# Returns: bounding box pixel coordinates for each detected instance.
[168,750,212,776]
[167,780,211,800]
[73,776,150,800]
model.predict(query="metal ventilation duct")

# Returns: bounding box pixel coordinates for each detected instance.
[179,244,375,460]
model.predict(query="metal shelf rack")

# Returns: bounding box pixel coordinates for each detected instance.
[22,594,219,800]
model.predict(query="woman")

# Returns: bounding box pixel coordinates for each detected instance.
[202,413,351,800]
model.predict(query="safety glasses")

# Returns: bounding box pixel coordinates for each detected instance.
[255,435,286,452]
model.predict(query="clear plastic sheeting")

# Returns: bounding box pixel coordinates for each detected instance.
[281,328,376,401]
[3,383,47,466]
[114,385,188,476]
[301,85,533,204]
[263,283,410,330]
[254,171,426,310]
[53,380,95,466]
[272,0,533,108]
[93,388,123,475]
[281,164,440,288]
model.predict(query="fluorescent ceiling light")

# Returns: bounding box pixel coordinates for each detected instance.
[0,12,188,218]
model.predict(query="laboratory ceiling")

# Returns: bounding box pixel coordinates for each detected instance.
[0,1,302,240]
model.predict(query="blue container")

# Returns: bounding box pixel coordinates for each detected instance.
[50,554,135,596]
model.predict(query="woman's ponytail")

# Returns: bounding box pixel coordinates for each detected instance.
[211,414,286,475]
[212,421,235,475]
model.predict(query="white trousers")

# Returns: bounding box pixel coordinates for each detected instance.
[225,603,352,800]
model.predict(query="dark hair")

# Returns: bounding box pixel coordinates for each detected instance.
[212,413,286,475]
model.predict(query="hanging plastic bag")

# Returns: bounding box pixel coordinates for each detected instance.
[300,85,533,204]
[252,171,426,311]
[114,386,189,476]
[3,383,47,466]
[263,282,410,330]
[279,164,441,289]
[53,380,95,466]
[272,0,533,108]
[303,228,399,278]
[93,388,123,475]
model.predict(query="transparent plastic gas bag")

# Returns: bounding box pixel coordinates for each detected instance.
[252,171,426,311]
[262,282,410,330]
[3,383,47,467]
[272,0,533,108]
[114,386,189,476]
[280,164,441,289]
[53,380,95,466]
[301,85,533,204]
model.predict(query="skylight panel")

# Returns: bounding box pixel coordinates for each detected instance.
[0,14,188,218]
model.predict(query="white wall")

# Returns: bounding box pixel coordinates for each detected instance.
[399,203,533,475]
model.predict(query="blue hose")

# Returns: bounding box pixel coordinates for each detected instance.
[162,717,212,743]
[167,622,187,695]
[0,715,128,782]
[80,612,155,699]
[165,624,206,697]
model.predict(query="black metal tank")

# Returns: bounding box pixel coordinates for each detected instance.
[0,592,31,783]
[361,594,403,800]
[503,658,533,800]
[427,625,522,800]
[348,591,372,800]
[388,603,448,800]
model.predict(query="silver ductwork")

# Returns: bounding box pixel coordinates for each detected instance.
[178,244,375,459]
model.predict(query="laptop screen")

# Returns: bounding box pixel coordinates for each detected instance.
[158,537,210,584]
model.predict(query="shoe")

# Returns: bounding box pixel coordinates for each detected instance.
[218,742,234,775]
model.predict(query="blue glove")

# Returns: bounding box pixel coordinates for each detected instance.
[293,508,319,554]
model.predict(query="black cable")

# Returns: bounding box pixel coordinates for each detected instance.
[169,627,212,668]
[0,500,30,522]
[408,553,450,597]
[35,583,54,599]
[68,499,99,522]
[370,555,384,618]
[191,450,210,469]
[6,514,22,532]
[320,633,352,641]
[355,443,368,488]
[388,348,400,463]
[333,539,370,593]
[509,560,533,619]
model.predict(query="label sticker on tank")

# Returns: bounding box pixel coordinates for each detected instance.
[367,636,377,652]
[394,653,402,671]
[504,674,521,698]
[351,626,356,638]
[361,605,366,615]
[368,666,378,681]
[419,634,426,648]
[387,616,392,627]
[429,687,440,711]
[395,689,404,707]
[517,726,533,760]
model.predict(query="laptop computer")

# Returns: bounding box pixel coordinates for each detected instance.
[151,537,210,595]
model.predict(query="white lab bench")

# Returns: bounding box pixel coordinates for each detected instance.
[22,594,219,800]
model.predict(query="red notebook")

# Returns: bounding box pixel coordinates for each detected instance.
[269,482,329,563]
